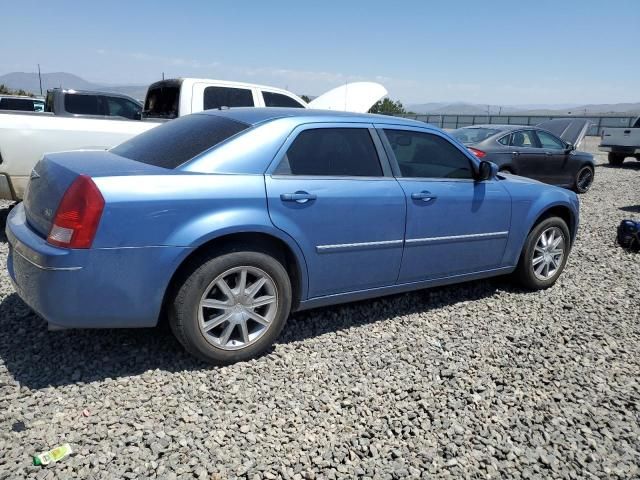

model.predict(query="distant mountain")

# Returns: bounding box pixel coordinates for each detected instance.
[0,72,148,100]
[407,101,640,116]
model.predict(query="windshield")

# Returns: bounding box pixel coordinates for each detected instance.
[111,114,250,169]
[451,127,501,144]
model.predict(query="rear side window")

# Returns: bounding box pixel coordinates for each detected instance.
[275,128,382,177]
[0,98,36,111]
[262,91,305,108]
[510,130,538,147]
[111,114,250,169]
[204,87,254,110]
[497,134,510,146]
[64,94,103,115]
[384,129,473,179]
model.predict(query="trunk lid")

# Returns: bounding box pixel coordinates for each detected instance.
[536,118,591,147]
[308,82,387,113]
[24,150,166,237]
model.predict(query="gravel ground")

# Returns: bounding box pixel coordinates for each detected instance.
[1,143,639,479]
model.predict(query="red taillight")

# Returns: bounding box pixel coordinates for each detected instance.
[47,175,104,249]
[468,147,486,158]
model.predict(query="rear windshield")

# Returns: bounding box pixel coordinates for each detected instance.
[144,83,181,119]
[111,114,250,169]
[451,128,501,144]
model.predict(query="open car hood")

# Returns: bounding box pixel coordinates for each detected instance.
[536,118,591,147]
[308,82,387,113]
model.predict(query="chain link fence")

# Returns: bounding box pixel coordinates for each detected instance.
[393,114,637,136]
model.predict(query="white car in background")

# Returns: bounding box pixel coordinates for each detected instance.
[0,78,386,200]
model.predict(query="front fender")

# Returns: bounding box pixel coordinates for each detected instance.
[501,182,579,266]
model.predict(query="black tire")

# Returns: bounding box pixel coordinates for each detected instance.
[169,250,292,364]
[573,164,594,194]
[514,217,571,290]
[608,153,625,166]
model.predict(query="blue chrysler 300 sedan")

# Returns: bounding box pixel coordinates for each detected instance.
[7,108,579,363]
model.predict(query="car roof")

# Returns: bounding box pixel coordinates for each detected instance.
[199,107,432,128]
[459,124,540,133]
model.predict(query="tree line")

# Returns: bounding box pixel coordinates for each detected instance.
[0,84,34,97]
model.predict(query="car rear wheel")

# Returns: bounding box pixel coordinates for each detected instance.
[573,165,594,193]
[169,251,292,364]
[608,153,625,166]
[515,217,570,290]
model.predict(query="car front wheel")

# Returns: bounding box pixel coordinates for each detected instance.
[169,250,292,364]
[515,217,570,290]
[573,165,594,193]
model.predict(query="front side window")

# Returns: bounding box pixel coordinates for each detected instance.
[275,128,382,177]
[203,87,254,110]
[262,91,305,108]
[64,94,103,115]
[509,130,538,148]
[384,129,473,179]
[536,130,564,149]
[104,96,141,120]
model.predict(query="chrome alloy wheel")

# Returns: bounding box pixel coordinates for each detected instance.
[576,166,594,192]
[532,227,565,281]
[198,266,278,350]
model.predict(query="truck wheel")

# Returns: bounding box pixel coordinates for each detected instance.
[515,217,570,290]
[608,153,625,166]
[573,165,594,193]
[169,251,292,364]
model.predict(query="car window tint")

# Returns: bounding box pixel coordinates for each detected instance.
[64,94,103,115]
[509,130,537,148]
[497,134,510,146]
[203,87,254,109]
[262,91,305,108]
[111,114,250,169]
[384,129,473,179]
[0,98,36,111]
[275,128,382,177]
[536,130,564,149]
[104,96,141,119]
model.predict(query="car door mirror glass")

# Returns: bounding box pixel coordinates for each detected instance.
[477,160,498,181]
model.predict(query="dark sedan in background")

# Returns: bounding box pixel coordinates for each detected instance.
[452,119,594,193]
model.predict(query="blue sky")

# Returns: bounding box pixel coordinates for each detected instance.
[2,0,639,105]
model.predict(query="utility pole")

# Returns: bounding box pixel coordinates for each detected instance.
[37,64,43,95]
[498,106,502,115]
[162,72,165,80]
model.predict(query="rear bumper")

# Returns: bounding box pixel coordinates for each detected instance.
[598,145,640,154]
[7,203,191,328]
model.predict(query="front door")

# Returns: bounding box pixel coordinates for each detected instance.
[534,129,572,186]
[265,124,406,298]
[381,127,512,283]
[509,129,549,181]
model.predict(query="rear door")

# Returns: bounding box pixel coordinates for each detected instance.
[380,127,511,282]
[265,123,406,298]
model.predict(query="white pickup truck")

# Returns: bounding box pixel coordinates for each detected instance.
[0,78,386,200]
[599,116,640,166]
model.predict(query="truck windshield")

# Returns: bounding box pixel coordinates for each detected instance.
[143,81,181,119]
[110,114,250,169]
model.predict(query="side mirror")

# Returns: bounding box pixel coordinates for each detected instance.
[564,143,576,154]
[477,160,498,181]
[133,111,142,120]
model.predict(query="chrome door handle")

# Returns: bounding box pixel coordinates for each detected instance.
[545,152,553,156]
[280,191,317,204]
[512,151,520,157]
[411,191,437,202]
